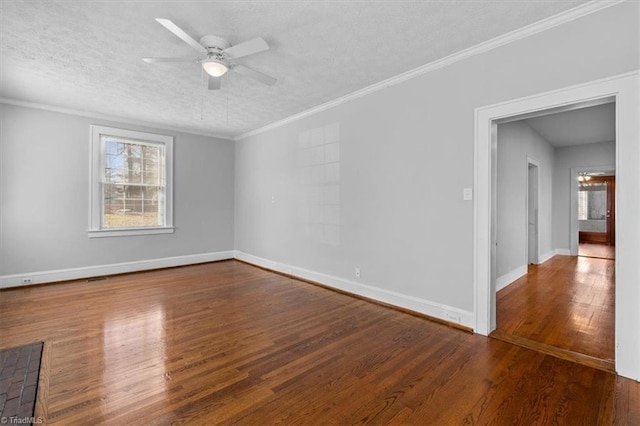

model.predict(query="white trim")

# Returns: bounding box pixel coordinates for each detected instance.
[525,156,541,265]
[496,265,528,292]
[554,248,572,256]
[539,249,557,263]
[235,251,474,329]
[88,227,175,238]
[235,0,623,141]
[475,71,636,124]
[0,251,235,289]
[0,97,234,141]
[474,70,640,380]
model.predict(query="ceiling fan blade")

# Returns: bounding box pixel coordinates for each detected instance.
[142,57,200,63]
[224,37,269,59]
[233,65,277,86]
[156,18,206,53]
[208,75,221,90]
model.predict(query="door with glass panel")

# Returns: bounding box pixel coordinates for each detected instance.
[578,175,615,245]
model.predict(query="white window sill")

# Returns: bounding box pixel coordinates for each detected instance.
[88,227,175,238]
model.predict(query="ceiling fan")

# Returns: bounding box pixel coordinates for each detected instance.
[143,18,276,90]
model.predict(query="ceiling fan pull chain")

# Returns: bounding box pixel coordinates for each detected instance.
[226,74,229,127]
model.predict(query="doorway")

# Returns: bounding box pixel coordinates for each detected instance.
[473,73,640,379]
[491,102,616,366]
[577,174,615,260]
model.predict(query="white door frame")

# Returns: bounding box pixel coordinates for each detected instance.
[526,157,540,265]
[473,71,640,380]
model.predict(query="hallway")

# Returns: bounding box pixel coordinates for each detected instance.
[495,255,614,365]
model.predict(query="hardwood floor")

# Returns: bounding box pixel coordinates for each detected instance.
[496,255,614,362]
[579,242,615,260]
[1,260,637,425]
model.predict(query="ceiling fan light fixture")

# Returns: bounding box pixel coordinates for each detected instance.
[578,173,593,182]
[202,59,228,77]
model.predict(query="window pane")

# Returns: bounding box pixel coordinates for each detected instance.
[578,191,587,220]
[587,185,606,220]
[126,157,142,185]
[104,141,126,184]
[143,171,159,185]
[102,137,162,185]
[103,184,162,228]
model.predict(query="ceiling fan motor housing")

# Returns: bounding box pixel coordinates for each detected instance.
[200,35,231,52]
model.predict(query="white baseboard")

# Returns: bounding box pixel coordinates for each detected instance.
[496,249,571,290]
[0,250,235,289]
[539,250,557,264]
[496,265,528,291]
[234,251,474,329]
[1,249,474,330]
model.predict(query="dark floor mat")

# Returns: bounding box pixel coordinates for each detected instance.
[0,342,43,425]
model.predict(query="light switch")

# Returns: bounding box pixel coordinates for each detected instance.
[463,188,473,201]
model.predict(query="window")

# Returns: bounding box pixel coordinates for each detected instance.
[578,182,607,222]
[89,125,173,237]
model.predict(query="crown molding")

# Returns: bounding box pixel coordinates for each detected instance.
[0,97,235,141]
[235,0,626,141]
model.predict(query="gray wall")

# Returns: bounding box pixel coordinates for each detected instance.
[496,121,554,280]
[553,140,616,250]
[235,2,638,313]
[0,104,235,275]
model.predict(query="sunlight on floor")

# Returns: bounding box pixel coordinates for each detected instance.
[103,305,167,414]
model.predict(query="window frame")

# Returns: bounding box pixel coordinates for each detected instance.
[577,189,588,221]
[89,125,174,238]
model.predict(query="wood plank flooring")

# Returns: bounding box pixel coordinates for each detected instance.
[496,255,614,362]
[1,260,637,425]
[579,243,615,260]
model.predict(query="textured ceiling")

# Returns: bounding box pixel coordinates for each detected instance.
[1,0,589,139]
[524,103,615,147]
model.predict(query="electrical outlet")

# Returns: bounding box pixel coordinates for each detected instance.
[445,312,461,324]
[22,278,33,284]
[355,267,361,278]
[463,187,473,201]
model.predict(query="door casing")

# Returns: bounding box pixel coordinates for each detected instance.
[473,71,640,380]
